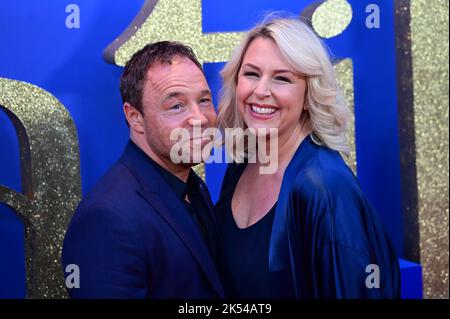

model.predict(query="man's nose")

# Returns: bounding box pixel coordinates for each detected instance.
[187,104,209,126]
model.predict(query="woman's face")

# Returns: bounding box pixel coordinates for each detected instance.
[236,37,307,138]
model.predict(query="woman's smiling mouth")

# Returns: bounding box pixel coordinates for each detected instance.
[248,103,279,119]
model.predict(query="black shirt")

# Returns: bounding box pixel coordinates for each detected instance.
[216,164,276,299]
[129,142,218,262]
[220,203,276,299]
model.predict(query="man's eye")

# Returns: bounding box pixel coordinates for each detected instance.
[170,104,183,110]
[199,98,211,105]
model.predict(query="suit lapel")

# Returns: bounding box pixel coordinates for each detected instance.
[195,176,216,222]
[137,186,225,298]
[120,142,225,298]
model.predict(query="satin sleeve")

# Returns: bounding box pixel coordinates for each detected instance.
[287,164,401,299]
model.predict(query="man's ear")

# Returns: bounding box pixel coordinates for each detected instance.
[124,102,145,133]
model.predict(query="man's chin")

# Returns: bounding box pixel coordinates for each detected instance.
[178,160,203,167]
[168,141,214,166]
[173,152,205,166]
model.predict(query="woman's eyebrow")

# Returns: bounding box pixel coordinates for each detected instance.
[242,63,295,75]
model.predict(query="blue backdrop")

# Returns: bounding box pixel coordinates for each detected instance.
[1,0,405,297]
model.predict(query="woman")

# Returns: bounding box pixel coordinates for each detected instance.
[215,17,400,298]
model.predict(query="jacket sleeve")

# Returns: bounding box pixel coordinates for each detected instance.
[287,167,401,299]
[314,198,401,299]
[62,205,148,298]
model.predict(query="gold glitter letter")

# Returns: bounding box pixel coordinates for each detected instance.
[0,78,82,298]
[103,0,244,66]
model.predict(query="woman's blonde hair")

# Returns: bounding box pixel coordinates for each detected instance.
[217,16,350,153]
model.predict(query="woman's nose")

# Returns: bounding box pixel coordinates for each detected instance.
[253,78,271,99]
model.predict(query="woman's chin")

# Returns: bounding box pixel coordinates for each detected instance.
[245,122,279,137]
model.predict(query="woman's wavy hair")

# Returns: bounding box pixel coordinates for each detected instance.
[217,15,350,154]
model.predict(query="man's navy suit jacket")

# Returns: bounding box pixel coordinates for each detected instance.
[62,142,225,298]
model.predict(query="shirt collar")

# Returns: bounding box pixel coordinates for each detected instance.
[129,141,197,199]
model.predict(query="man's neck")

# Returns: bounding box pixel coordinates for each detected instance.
[131,136,190,183]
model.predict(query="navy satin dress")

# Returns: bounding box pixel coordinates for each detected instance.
[215,135,401,298]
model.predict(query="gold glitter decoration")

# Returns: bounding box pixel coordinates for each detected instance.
[0,78,82,298]
[192,163,205,182]
[394,0,421,269]
[104,0,244,66]
[410,0,449,298]
[335,58,356,173]
[311,0,353,39]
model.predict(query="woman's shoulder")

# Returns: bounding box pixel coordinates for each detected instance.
[290,143,358,196]
[215,162,246,207]
[221,162,247,191]
[223,162,246,182]
[287,144,378,251]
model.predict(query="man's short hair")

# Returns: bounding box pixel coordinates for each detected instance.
[120,41,203,114]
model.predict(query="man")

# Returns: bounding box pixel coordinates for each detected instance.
[62,41,224,298]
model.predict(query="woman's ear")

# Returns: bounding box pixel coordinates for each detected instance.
[123,102,145,134]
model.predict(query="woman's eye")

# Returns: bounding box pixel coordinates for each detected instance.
[244,71,259,78]
[275,76,291,83]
